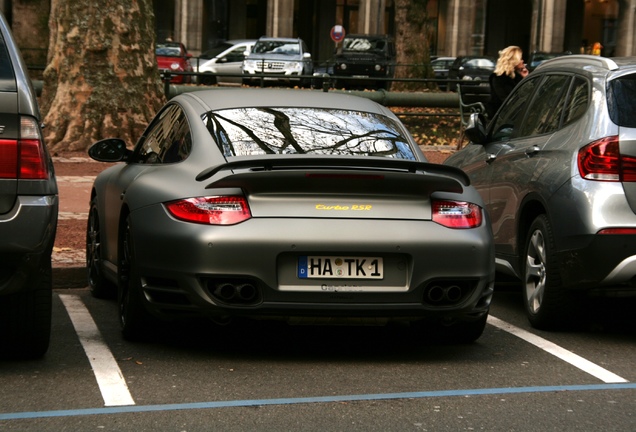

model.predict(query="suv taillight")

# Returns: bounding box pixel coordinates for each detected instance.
[0,116,48,180]
[578,136,636,182]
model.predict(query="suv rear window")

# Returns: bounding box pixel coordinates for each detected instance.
[607,74,636,127]
[0,33,16,92]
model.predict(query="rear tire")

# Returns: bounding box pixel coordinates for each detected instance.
[87,199,115,299]
[201,73,217,85]
[522,215,572,329]
[118,217,154,341]
[0,258,52,359]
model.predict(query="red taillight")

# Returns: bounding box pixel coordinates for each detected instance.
[577,136,636,182]
[20,138,48,179]
[597,228,636,235]
[432,200,483,229]
[0,117,48,180]
[0,139,18,178]
[165,196,252,225]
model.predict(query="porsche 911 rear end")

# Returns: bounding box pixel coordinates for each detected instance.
[89,93,494,343]
[129,156,494,342]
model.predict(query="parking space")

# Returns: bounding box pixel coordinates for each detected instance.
[1,287,634,431]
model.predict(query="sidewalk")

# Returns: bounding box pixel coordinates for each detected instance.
[52,156,97,288]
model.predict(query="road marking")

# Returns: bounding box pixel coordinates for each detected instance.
[59,294,135,407]
[487,315,628,383]
[1,382,635,420]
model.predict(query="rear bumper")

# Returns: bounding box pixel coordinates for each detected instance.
[556,233,636,294]
[0,195,58,295]
[127,208,495,322]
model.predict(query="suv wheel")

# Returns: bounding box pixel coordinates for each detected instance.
[522,215,571,329]
[0,258,52,359]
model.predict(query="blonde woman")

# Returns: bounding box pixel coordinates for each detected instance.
[487,46,529,117]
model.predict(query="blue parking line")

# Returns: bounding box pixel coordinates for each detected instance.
[1,383,635,420]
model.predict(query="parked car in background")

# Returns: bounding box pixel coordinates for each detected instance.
[444,55,636,330]
[156,41,193,84]
[331,34,396,90]
[526,50,572,71]
[431,56,456,91]
[448,55,496,94]
[86,88,494,344]
[242,37,313,87]
[196,39,256,85]
[0,11,58,359]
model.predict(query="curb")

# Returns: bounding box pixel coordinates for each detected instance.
[53,267,86,289]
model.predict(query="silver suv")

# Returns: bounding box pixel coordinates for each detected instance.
[242,37,313,87]
[0,12,58,358]
[445,55,636,330]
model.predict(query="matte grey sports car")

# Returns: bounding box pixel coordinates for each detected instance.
[86,88,494,342]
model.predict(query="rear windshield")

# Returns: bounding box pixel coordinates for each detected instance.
[253,41,300,55]
[0,32,16,92]
[201,107,416,160]
[343,37,389,53]
[607,74,636,127]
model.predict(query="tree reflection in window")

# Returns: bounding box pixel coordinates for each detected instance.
[202,107,416,160]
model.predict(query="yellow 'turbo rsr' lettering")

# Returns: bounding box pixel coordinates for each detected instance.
[315,204,372,211]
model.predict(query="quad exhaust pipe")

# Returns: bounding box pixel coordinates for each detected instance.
[425,284,464,305]
[212,282,259,304]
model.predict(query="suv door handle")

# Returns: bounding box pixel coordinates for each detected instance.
[525,145,540,156]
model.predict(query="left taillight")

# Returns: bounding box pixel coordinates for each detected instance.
[165,196,252,225]
[0,116,48,180]
[432,200,483,229]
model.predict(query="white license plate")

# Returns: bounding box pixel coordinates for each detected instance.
[298,256,383,279]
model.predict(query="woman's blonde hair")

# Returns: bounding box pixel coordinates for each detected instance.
[494,46,523,78]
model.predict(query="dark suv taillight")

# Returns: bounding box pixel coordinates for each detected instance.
[578,136,636,182]
[0,116,48,179]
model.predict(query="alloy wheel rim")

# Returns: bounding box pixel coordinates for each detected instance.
[119,225,131,328]
[86,211,100,285]
[525,229,547,314]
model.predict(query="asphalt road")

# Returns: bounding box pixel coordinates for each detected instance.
[2,154,633,431]
[0,288,635,431]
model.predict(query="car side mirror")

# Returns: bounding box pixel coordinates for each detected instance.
[465,113,488,144]
[88,138,131,162]
[303,52,312,59]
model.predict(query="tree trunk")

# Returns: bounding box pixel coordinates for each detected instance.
[41,0,166,153]
[393,0,432,91]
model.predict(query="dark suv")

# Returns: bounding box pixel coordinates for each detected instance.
[445,55,636,330]
[0,12,58,358]
[332,34,396,90]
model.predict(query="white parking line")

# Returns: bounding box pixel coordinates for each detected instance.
[488,315,628,383]
[59,294,135,407]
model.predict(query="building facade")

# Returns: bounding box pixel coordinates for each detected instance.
[155,0,636,63]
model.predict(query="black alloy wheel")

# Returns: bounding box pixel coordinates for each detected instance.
[87,199,115,298]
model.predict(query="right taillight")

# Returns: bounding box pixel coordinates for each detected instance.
[578,136,636,182]
[0,116,48,180]
[432,200,483,229]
